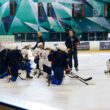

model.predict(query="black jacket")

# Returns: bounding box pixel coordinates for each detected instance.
[33,37,45,49]
[48,50,68,68]
[7,49,23,66]
[0,49,10,65]
[65,36,79,51]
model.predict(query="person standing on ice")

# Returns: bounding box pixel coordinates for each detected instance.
[65,29,79,71]
[32,32,45,50]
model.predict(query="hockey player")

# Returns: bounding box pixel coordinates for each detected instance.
[7,45,25,82]
[43,45,57,85]
[43,45,56,78]
[105,59,110,74]
[43,45,52,76]
[0,45,11,79]
[21,45,33,79]
[32,42,45,76]
[7,45,33,82]
[48,44,69,85]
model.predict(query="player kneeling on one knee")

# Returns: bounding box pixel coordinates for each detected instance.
[7,45,23,82]
[43,45,56,79]
[0,46,11,79]
[8,45,32,82]
[48,44,69,85]
[21,45,33,79]
[32,42,44,75]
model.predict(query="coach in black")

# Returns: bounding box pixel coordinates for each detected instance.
[65,29,79,71]
[32,31,45,50]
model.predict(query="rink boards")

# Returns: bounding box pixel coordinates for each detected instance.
[0,41,110,51]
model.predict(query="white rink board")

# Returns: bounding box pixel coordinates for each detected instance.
[0,35,110,51]
[0,41,99,51]
[1,41,110,51]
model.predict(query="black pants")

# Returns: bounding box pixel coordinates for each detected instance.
[68,49,78,69]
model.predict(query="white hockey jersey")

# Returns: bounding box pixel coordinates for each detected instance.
[21,48,28,59]
[32,48,51,70]
[43,50,51,67]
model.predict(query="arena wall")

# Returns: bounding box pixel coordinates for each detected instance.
[0,38,110,51]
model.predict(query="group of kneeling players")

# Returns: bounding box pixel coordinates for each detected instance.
[0,42,110,85]
[0,42,72,85]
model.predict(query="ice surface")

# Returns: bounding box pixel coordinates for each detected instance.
[0,52,110,110]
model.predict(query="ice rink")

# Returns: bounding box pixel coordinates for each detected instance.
[0,52,110,110]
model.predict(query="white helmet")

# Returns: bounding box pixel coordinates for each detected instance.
[57,44,67,51]
[38,42,43,47]
[5,45,10,49]
[5,45,14,50]
[10,44,17,50]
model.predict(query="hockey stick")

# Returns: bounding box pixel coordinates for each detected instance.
[67,74,94,85]
[18,73,33,80]
[77,77,89,85]
[0,72,8,78]
[68,74,92,81]
[69,72,92,81]
[7,74,26,82]
[77,77,95,85]
[66,72,94,85]
[18,74,27,80]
